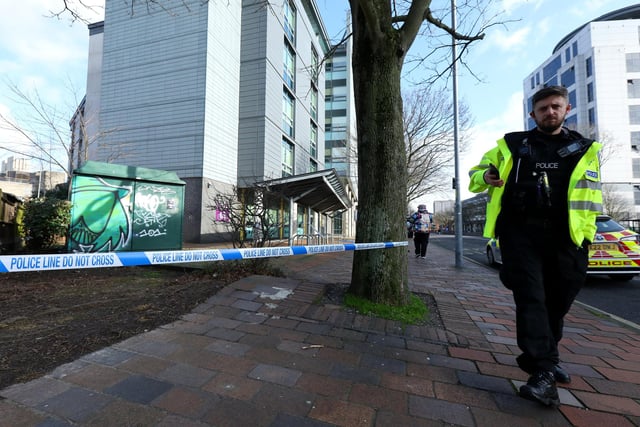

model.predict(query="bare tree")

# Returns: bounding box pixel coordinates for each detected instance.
[577,126,633,219]
[574,125,616,169]
[432,208,454,233]
[0,80,123,181]
[601,185,633,221]
[404,86,472,203]
[0,82,77,177]
[208,185,286,249]
[46,0,106,23]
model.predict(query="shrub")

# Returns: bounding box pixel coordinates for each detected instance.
[21,197,71,252]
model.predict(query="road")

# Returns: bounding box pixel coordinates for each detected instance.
[429,234,640,327]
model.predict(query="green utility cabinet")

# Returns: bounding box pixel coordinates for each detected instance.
[68,161,185,252]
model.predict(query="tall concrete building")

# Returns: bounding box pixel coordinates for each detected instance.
[325,32,358,238]
[80,0,353,243]
[524,5,640,216]
[433,200,454,215]
[1,157,30,174]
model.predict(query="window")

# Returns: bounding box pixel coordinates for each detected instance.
[564,115,577,129]
[530,76,535,89]
[634,187,640,206]
[561,67,575,87]
[283,0,296,43]
[282,138,294,177]
[327,78,347,87]
[333,44,347,57]
[565,48,570,63]
[627,53,640,72]
[325,158,332,169]
[631,105,640,125]
[326,52,347,84]
[283,42,295,89]
[543,56,561,83]
[632,132,640,152]
[282,89,295,137]
[628,79,640,98]
[311,45,319,84]
[634,158,640,179]
[328,116,347,132]
[569,90,577,109]
[586,57,593,77]
[588,108,595,127]
[333,213,343,235]
[326,139,347,149]
[327,108,347,118]
[310,122,317,158]
[330,59,347,72]
[587,82,594,103]
[572,41,578,57]
[310,159,317,172]
[310,87,318,121]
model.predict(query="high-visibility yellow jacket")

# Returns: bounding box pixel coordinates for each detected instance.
[468,136,602,247]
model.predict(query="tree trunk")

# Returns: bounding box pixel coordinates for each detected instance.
[348,4,409,305]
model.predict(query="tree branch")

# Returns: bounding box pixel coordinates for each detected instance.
[423,7,485,42]
[397,0,430,56]
[47,0,104,23]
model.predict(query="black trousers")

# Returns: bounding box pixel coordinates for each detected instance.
[413,232,430,257]
[498,222,588,374]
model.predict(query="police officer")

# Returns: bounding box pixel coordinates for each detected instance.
[468,85,602,406]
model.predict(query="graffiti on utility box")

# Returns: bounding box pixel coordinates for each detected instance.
[68,176,133,252]
[68,161,185,253]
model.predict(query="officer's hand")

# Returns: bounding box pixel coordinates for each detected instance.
[483,170,504,187]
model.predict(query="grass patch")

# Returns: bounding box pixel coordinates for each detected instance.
[343,293,428,325]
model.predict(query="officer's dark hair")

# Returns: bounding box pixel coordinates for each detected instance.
[532,85,568,107]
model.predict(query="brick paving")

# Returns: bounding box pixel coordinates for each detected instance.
[2,235,640,426]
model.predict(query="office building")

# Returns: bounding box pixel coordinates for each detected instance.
[325,29,358,238]
[433,200,454,215]
[524,4,640,216]
[79,0,354,243]
[1,157,30,174]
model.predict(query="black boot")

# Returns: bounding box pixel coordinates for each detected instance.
[553,365,571,384]
[519,371,559,406]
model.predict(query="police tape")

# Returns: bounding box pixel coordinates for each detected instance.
[0,241,409,273]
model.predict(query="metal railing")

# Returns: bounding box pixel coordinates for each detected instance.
[291,233,340,246]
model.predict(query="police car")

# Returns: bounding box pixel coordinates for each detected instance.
[486,215,640,281]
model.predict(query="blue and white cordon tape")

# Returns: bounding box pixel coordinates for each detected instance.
[0,241,408,273]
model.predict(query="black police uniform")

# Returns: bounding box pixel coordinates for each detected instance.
[496,127,591,375]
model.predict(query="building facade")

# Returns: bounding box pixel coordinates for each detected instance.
[325,32,358,238]
[80,0,353,243]
[523,5,640,217]
[0,156,66,199]
[1,157,30,174]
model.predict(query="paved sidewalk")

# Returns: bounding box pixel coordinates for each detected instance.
[3,235,640,426]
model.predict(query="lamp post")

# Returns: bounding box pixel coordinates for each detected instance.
[37,158,44,197]
[452,0,463,267]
